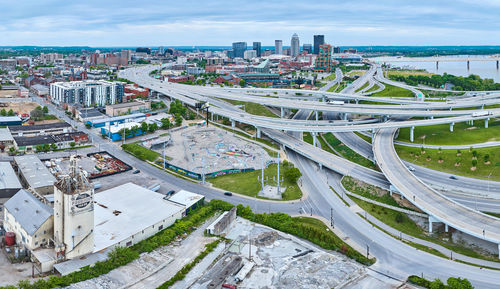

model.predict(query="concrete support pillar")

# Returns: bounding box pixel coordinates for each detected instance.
[383,115,388,122]
[485,118,489,128]
[211,113,214,122]
[280,107,284,118]
[410,126,415,143]
[315,111,319,121]
[312,132,317,147]
[319,163,322,170]
[256,127,261,138]
[445,224,449,233]
[497,60,499,70]
[343,113,348,121]
[436,61,439,70]
[498,244,500,259]
[428,217,433,233]
[355,99,359,104]
[467,60,470,70]
[231,120,235,128]
[449,122,454,132]
[429,116,434,120]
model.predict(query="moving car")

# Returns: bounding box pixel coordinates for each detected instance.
[133,169,141,174]
[224,191,233,196]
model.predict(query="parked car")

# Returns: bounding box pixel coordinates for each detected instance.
[133,169,141,174]
[167,190,175,196]
[449,175,458,180]
[224,192,233,196]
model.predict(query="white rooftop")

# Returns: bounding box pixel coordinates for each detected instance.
[0,128,14,142]
[14,155,56,189]
[0,162,22,191]
[104,121,142,134]
[93,183,185,252]
[168,190,204,209]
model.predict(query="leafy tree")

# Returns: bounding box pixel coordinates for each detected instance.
[429,279,445,289]
[42,144,50,152]
[7,109,14,116]
[0,109,6,116]
[160,118,171,129]
[43,106,49,114]
[140,121,148,133]
[148,122,158,133]
[472,150,477,158]
[50,143,57,150]
[484,154,490,163]
[472,159,478,168]
[284,167,302,183]
[175,114,183,126]
[70,142,76,148]
[239,79,246,87]
[446,277,473,289]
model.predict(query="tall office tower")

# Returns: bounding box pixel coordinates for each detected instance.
[232,42,247,59]
[314,44,333,72]
[303,44,313,54]
[275,40,283,55]
[158,46,165,55]
[333,46,341,53]
[253,42,262,57]
[291,33,300,58]
[313,35,325,55]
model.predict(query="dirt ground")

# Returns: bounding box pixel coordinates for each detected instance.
[0,101,39,115]
[0,90,17,98]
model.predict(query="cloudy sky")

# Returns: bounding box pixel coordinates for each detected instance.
[1,0,499,47]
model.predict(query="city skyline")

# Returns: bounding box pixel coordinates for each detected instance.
[2,0,500,46]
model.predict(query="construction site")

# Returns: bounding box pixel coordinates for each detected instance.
[160,126,273,175]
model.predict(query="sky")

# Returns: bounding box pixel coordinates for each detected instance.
[1,0,500,47]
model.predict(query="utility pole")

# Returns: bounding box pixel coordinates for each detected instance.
[163,140,166,169]
[261,149,265,192]
[276,152,280,195]
[366,245,370,259]
[201,156,205,184]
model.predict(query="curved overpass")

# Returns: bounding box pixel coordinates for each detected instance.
[373,128,500,251]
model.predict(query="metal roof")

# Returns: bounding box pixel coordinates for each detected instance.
[0,116,22,123]
[9,122,71,132]
[4,189,53,236]
[0,128,14,142]
[0,162,22,191]
[93,182,185,252]
[168,190,204,209]
[89,113,145,125]
[14,155,56,189]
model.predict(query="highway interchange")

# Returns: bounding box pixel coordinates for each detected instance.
[90,64,500,287]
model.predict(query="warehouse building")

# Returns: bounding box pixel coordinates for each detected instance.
[105,100,151,116]
[0,128,15,151]
[49,80,124,107]
[8,122,72,137]
[0,116,22,126]
[3,189,54,251]
[14,155,56,195]
[0,162,22,198]
[93,183,186,252]
[87,112,145,128]
[168,190,205,216]
[100,121,144,141]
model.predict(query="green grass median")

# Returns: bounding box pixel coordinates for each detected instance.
[371,83,414,98]
[397,119,500,145]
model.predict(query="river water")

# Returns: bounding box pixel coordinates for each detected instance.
[369,56,500,83]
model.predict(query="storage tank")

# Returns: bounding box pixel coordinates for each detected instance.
[5,232,16,246]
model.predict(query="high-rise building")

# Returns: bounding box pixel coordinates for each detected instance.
[313,35,325,55]
[291,33,300,58]
[314,44,333,72]
[333,46,341,53]
[232,42,247,59]
[303,44,312,54]
[158,46,165,55]
[252,42,262,57]
[244,50,257,60]
[275,40,283,55]
[50,80,124,107]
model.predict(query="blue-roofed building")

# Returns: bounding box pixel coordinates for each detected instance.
[3,189,54,251]
[87,113,146,128]
[0,116,22,126]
